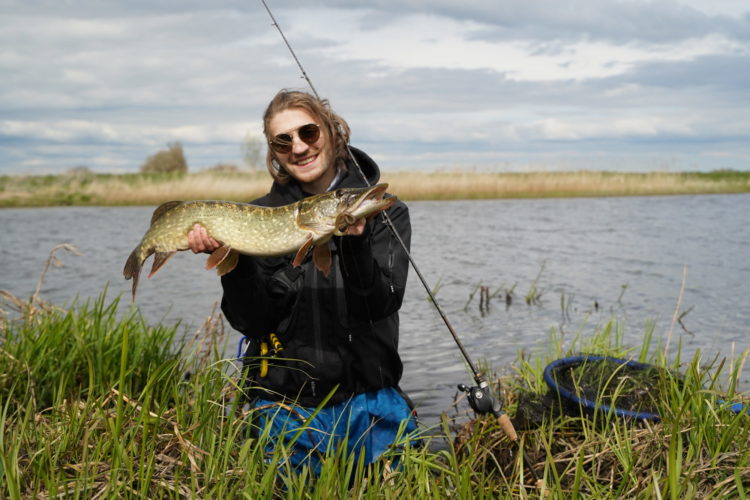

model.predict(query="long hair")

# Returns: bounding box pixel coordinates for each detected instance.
[263,89,351,184]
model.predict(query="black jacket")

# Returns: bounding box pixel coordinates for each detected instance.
[220,148,410,406]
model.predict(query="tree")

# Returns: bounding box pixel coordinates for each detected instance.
[242,134,265,171]
[140,142,188,174]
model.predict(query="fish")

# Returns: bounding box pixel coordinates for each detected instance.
[123,183,396,301]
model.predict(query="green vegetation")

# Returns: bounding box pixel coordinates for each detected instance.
[3,268,750,497]
[1,169,749,207]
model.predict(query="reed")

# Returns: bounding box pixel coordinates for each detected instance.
[1,169,749,207]
[2,281,750,497]
[0,171,270,207]
[384,169,750,200]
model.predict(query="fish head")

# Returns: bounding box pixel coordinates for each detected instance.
[296,183,397,235]
[332,183,396,234]
[334,183,395,217]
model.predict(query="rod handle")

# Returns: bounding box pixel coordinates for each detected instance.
[498,413,518,442]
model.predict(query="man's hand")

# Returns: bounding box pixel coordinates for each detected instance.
[187,224,222,253]
[343,217,367,236]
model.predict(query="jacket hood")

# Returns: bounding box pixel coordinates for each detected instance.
[335,146,380,189]
[262,146,381,206]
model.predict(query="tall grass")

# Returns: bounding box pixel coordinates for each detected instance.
[2,284,750,497]
[1,169,749,207]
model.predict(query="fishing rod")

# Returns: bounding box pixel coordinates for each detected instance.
[259,2,533,475]
[259,0,482,383]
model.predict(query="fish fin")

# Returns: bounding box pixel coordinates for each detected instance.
[296,204,335,233]
[298,220,334,232]
[292,235,315,267]
[205,245,231,271]
[216,249,239,276]
[151,201,182,225]
[123,247,143,302]
[148,251,176,278]
[312,243,332,277]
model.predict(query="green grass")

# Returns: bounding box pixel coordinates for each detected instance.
[2,285,750,498]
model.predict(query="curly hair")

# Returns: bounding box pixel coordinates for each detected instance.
[263,89,351,184]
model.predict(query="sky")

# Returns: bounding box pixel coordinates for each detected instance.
[1,0,749,175]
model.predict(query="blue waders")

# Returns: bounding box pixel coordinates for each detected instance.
[252,387,418,475]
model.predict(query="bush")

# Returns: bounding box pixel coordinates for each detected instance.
[140,142,188,174]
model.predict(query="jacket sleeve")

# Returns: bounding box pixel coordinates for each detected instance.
[220,254,275,339]
[335,199,410,322]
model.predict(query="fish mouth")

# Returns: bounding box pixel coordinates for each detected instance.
[348,183,395,218]
[334,183,396,234]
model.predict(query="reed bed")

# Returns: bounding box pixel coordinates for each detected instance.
[384,169,750,200]
[0,171,270,207]
[1,169,748,207]
[3,273,750,497]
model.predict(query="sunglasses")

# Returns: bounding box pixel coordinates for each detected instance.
[269,123,321,154]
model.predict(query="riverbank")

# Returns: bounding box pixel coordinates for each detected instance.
[1,169,749,207]
[3,280,750,497]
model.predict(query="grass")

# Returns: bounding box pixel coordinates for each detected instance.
[1,168,749,207]
[3,276,750,497]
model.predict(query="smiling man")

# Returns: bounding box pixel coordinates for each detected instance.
[187,89,418,474]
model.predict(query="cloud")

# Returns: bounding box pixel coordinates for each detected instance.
[0,119,258,144]
[0,0,749,174]
[332,0,750,42]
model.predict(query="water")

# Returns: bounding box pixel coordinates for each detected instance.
[2,194,749,424]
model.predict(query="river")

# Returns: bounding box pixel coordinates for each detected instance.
[2,193,749,424]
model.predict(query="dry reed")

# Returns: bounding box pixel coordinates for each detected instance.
[1,169,748,207]
[382,170,750,200]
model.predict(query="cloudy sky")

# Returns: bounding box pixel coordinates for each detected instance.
[1,0,749,174]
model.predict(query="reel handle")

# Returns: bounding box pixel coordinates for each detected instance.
[457,381,538,483]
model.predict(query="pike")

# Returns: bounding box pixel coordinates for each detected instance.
[123,183,395,301]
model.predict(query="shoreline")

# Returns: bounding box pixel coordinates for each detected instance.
[1,169,749,207]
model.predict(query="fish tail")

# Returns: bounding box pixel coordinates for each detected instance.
[123,246,143,301]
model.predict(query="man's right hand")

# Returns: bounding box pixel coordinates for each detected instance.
[187,224,222,253]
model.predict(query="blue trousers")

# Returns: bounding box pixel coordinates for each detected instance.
[252,387,417,475]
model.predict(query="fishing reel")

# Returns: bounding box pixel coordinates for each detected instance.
[457,380,502,417]
[458,379,520,444]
